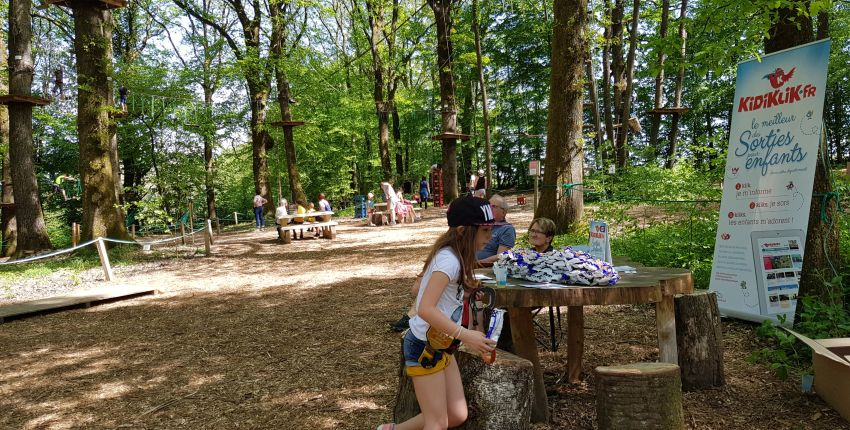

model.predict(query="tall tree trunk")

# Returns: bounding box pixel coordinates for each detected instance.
[1,151,14,257]
[270,1,306,205]
[648,0,670,161]
[586,58,604,168]
[202,90,217,221]
[665,0,688,169]
[387,0,403,179]
[173,0,274,214]
[460,82,474,184]
[472,0,493,192]
[429,0,460,202]
[248,81,273,212]
[0,37,17,257]
[537,0,586,234]
[392,98,403,177]
[601,0,615,156]
[365,0,393,181]
[761,4,844,319]
[277,80,306,205]
[73,5,130,242]
[614,0,640,169]
[609,0,625,152]
[8,0,53,256]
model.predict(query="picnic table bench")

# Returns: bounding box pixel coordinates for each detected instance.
[276,211,337,244]
[372,202,420,223]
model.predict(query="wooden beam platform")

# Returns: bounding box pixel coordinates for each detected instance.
[431,132,471,141]
[42,0,127,9]
[269,120,306,127]
[109,110,128,119]
[648,107,690,115]
[0,202,13,209]
[0,95,51,106]
[0,285,158,323]
[520,132,545,138]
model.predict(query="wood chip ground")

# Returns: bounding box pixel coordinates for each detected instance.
[0,205,846,429]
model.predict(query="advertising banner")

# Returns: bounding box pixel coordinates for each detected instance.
[709,40,831,324]
[589,220,612,264]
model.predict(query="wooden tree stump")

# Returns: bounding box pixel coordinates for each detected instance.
[674,291,725,390]
[595,362,684,430]
[394,339,533,429]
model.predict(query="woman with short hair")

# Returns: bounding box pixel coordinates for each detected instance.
[528,217,556,253]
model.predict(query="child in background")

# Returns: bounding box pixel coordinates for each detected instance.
[306,202,316,223]
[367,192,377,226]
[294,199,307,239]
[376,196,496,430]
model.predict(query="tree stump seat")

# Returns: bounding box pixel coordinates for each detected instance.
[674,291,725,390]
[394,340,534,429]
[595,362,684,430]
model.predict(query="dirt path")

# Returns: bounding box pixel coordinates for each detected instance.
[0,205,846,429]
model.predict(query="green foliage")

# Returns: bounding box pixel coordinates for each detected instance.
[584,164,722,202]
[749,276,850,380]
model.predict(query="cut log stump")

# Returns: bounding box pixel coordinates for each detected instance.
[595,362,685,430]
[394,339,533,429]
[674,291,725,391]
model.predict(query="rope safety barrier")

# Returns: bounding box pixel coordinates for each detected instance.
[0,226,209,266]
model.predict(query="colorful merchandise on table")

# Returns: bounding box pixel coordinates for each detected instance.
[496,247,620,286]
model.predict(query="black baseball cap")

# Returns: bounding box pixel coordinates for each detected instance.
[447,196,497,227]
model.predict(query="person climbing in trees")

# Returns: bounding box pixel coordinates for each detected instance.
[53,174,76,201]
[53,68,64,100]
[118,85,128,112]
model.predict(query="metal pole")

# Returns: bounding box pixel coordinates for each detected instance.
[533,173,539,212]
[95,238,115,282]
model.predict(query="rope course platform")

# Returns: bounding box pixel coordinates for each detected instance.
[0,285,158,323]
[0,94,51,106]
[0,202,13,209]
[431,132,471,141]
[42,0,127,9]
[109,110,128,119]
[268,120,305,127]
[648,107,690,115]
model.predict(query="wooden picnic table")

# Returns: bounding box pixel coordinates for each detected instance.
[276,210,334,223]
[479,264,693,423]
[276,211,336,243]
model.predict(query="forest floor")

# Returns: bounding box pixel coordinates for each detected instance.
[0,203,847,429]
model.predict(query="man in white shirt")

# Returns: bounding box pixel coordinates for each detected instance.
[380,181,399,225]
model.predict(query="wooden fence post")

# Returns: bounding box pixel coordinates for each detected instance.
[130,224,136,238]
[204,222,211,255]
[71,223,79,247]
[188,201,194,229]
[95,238,115,282]
[234,212,238,225]
[215,218,221,235]
[206,219,214,245]
[180,222,186,245]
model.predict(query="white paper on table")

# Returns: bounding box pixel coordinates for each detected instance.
[475,273,492,280]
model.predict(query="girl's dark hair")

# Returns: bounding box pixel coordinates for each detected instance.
[421,226,481,292]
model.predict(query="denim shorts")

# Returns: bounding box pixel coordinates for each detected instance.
[403,330,450,377]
